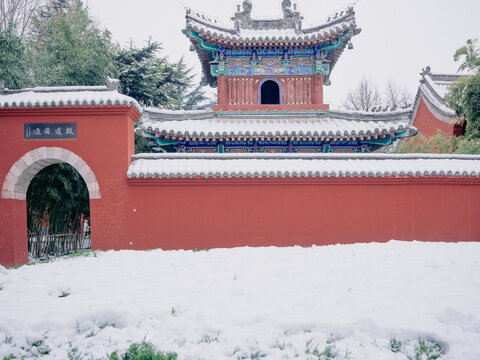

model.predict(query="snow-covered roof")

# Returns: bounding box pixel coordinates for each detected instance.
[138,108,415,141]
[185,2,360,86]
[185,9,356,45]
[0,83,142,114]
[412,67,463,124]
[127,153,480,179]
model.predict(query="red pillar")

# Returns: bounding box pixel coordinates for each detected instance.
[217,76,228,105]
[313,75,324,105]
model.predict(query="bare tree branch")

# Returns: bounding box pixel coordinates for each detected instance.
[0,0,44,37]
[343,77,381,111]
[384,79,412,110]
[344,77,412,111]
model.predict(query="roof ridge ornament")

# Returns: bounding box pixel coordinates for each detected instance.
[106,77,120,91]
[231,0,303,33]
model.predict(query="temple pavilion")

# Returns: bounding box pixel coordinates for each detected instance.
[138,0,417,153]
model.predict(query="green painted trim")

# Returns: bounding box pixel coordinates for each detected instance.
[189,30,219,52]
[366,136,394,146]
[155,138,180,146]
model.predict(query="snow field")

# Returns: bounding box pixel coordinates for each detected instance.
[0,241,480,359]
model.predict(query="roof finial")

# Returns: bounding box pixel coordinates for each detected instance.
[231,0,253,31]
[106,77,120,91]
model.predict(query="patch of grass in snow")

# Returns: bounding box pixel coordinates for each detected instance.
[410,338,443,360]
[236,350,266,359]
[59,290,71,298]
[198,333,219,344]
[3,336,13,344]
[31,339,50,355]
[108,342,177,360]
[99,322,116,330]
[170,307,177,317]
[273,339,286,350]
[390,337,444,360]
[2,355,16,360]
[67,344,86,360]
[85,328,96,338]
[390,337,402,353]
[305,339,338,360]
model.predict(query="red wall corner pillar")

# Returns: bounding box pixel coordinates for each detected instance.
[0,199,28,267]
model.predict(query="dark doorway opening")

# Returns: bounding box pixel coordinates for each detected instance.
[26,163,91,260]
[261,80,280,105]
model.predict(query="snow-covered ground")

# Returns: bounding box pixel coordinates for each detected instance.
[1,241,480,359]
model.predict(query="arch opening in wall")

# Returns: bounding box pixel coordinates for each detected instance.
[27,163,91,259]
[1,147,100,261]
[260,80,281,105]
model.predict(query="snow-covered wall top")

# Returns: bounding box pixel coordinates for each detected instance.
[0,84,141,114]
[127,153,480,179]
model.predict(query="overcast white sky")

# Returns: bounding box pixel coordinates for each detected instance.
[85,0,479,108]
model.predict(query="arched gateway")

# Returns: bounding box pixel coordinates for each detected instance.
[0,83,141,267]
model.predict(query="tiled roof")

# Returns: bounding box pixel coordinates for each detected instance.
[0,83,142,114]
[138,108,415,141]
[185,10,356,45]
[412,67,463,124]
[127,153,480,179]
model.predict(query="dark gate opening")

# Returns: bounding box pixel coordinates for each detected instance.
[261,80,280,104]
[26,163,91,260]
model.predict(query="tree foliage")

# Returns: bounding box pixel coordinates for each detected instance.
[446,39,480,148]
[27,164,89,234]
[29,0,116,86]
[396,130,458,154]
[114,40,207,109]
[453,38,480,73]
[0,23,29,88]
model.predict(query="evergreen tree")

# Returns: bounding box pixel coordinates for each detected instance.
[113,40,208,109]
[0,23,29,88]
[29,0,116,86]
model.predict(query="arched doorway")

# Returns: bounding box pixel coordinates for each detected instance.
[260,80,281,104]
[1,147,101,262]
[27,163,91,260]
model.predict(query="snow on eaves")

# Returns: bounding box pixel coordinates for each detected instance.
[419,83,457,118]
[127,153,480,179]
[186,13,355,43]
[139,111,413,140]
[0,86,142,114]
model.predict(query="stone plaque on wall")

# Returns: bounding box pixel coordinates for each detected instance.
[24,123,77,140]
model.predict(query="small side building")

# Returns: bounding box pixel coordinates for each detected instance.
[411,66,465,138]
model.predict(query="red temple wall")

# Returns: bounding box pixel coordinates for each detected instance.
[414,98,455,138]
[117,178,480,252]
[1,106,479,267]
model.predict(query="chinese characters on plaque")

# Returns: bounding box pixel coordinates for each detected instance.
[24,123,77,140]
